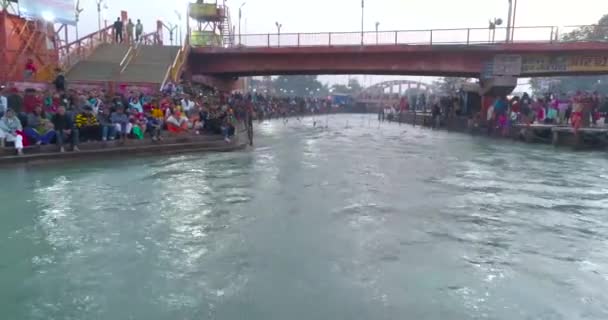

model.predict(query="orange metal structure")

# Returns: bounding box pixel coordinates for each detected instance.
[0,9,59,84]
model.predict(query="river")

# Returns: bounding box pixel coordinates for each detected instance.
[2,114,608,319]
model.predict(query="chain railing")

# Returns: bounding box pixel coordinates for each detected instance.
[222,25,607,48]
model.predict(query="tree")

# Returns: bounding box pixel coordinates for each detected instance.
[530,14,608,95]
[272,75,328,96]
[330,79,363,95]
[562,15,608,41]
[433,77,473,94]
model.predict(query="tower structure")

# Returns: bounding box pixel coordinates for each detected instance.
[188,0,233,47]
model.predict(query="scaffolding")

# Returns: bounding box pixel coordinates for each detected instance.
[188,0,234,47]
[0,0,75,83]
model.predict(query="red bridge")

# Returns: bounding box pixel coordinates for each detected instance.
[190,41,608,78]
[3,0,608,96]
[186,26,608,91]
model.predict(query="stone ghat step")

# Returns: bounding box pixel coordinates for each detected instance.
[0,134,227,157]
[0,139,245,166]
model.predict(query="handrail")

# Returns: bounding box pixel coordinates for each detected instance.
[120,45,134,67]
[58,25,115,72]
[140,30,161,45]
[220,24,606,49]
[236,25,562,38]
[59,25,114,50]
[119,44,138,74]
[160,62,173,91]
[160,35,190,90]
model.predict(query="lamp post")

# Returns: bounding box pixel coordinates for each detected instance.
[506,0,513,42]
[163,22,177,45]
[174,10,182,46]
[275,21,282,47]
[96,0,103,31]
[75,0,84,40]
[510,0,518,42]
[238,2,246,45]
[361,0,364,45]
[488,18,503,43]
[375,21,380,45]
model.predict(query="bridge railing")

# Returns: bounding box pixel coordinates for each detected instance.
[233,25,605,48]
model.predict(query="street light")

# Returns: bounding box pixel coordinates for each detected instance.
[75,0,84,40]
[96,0,106,31]
[175,10,183,46]
[506,0,513,42]
[510,0,518,42]
[375,21,380,45]
[163,22,178,45]
[239,2,246,45]
[361,0,365,45]
[488,18,503,43]
[275,21,282,47]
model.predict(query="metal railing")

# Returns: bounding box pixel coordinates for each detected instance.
[58,25,114,72]
[221,25,607,48]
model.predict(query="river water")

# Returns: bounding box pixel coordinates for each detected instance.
[2,114,608,320]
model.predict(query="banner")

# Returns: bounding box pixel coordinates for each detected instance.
[492,55,522,76]
[19,0,76,25]
[521,55,608,75]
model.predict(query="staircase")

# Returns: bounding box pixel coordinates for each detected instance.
[119,45,180,83]
[220,6,234,47]
[66,44,130,82]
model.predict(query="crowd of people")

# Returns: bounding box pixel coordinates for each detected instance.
[246,94,333,120]
[477,91,608,136]
[0,79,345,156]
[0,82,245,156]
[375,90,608,137]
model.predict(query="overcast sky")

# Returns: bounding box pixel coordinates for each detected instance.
[72,0,607,88]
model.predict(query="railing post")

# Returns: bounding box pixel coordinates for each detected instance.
[550,27,554,43]
[267,33,270,47]
[395,31,398,44]
[466,28,470,45]
[297,33,300,47]
[430,30,433,45]
[328,32,332,46]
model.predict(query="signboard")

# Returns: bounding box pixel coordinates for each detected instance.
[521,55,608,75]
[19,0,76,25]
[480,61,494,80]
[568,56,608,72]
[521,56,568,74]
[493,55,522,76]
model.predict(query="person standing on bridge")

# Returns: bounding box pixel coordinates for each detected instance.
[135,19,143,42]
[126,19,134,44]
[113,17,124,43]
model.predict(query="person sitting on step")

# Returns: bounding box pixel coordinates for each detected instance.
[111,105,132,141]
[166,110,189,134]
[51,106,80,152]
[75,105,101,142]
[24,105,55,145]
[0,109,24,155]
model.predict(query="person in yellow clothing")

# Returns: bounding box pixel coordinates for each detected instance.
[151,106,164,120]
[75,106,101,142]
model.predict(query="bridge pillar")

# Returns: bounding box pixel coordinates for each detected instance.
[480,76,517,97]
[479,76,517,117]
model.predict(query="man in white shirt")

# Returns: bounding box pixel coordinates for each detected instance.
[181,95,195,116]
